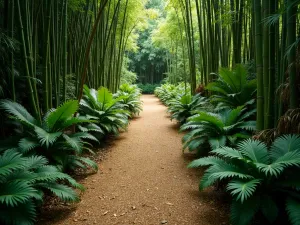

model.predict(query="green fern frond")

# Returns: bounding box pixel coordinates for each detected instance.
[230,197,260,225]
[76,156,98,171]
[45,100,79,131]
[97,87,113,106]
[211,146,243,159]
[18,138,39,153]
[62,134,83,153]
[227,179,261,203]
[208,136,226,149]
[183,137,206,151]
[237,139,269,164]
[188,156,224,168]
[35,127,62,148]
[24,155,48,170]
[271,135,300,160]
[286,197,300,225]
[0,100,38,127]
[0,181,38,207]
[60,116,91,130]
[41,183,79,202]
[0,200,36,225]
[70,132,99,143]
[255,163,284,177]
[0,151,26,177]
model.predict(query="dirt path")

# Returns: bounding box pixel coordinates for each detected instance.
[41,95,228,225]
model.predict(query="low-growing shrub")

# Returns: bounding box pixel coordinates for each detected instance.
[180,106,256,152]
[0,150,83,225]
[188,135,300,225]
[80,85,130,136]
[167,94,209,124]
[0,100,98,171]
[138,83,160,94]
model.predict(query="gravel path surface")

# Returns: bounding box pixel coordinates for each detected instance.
[41,95,228,225]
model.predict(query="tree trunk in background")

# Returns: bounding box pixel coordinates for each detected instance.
[254,0,264,130]
[287,0,298,109]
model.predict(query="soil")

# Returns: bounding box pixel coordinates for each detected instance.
[39,95,229,225]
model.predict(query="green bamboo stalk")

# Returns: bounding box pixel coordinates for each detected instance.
[62,0,68,101]
[254,0,264,130]
[16,0,40,120]
[287,0,298,108]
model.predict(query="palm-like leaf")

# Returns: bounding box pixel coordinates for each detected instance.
[0,181,38,206]
[80,85,130,136]
[230,197,260,225]
[206,64,257,108]
[0,151,26,177]
[181,107,256,152]
[0,100,38,127]
[35,127,62,148]
[45,100,79,131]
[40,183,79,202]
[0,200,36,225]
[227,179,261,203]
[189,135,300,225]
[286,197,300,225]
[18,138,39,153]
[238,139,269,163]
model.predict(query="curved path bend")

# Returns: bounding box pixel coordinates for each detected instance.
[41,95,228,225]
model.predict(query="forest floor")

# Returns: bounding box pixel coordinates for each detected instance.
[40,95,229,225]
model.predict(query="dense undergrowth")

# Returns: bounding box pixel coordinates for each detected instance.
[0,84,142,225]
[155,65,300,225]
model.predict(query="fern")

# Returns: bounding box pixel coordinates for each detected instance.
[18,138,39,153]
[206,64,257,108]
[189,135,300,224]
[80,85,130,137]
[227,179,261,203]
[0,200,37,225]
[45,100,79,131]
[181,106,256,153]
[41,183,79,202]
[0,100,38,128]
[0,181,38,206]
[0,151,26,177]
[230,197,260,225]
[286,197,300,225]
[35,127,62,148]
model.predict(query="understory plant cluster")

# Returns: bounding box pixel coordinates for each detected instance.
[155,65,300,225]
[0,84,142,225]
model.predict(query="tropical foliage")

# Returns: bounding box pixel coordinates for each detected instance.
[188,135,300,225]
[137,83,160,94]
[206,65,257,109]
[155,83,190,105]
[167,94,209,124]
[181,107,256,152]
[80,85,130,136]
[0,150,83,225]
[0,100,98,171]
[0,84,142,224]
[114,84,143,117]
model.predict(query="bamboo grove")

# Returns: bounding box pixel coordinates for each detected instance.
[152,0,300,131]
[0,0,145,118]
[0,0,146,224]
